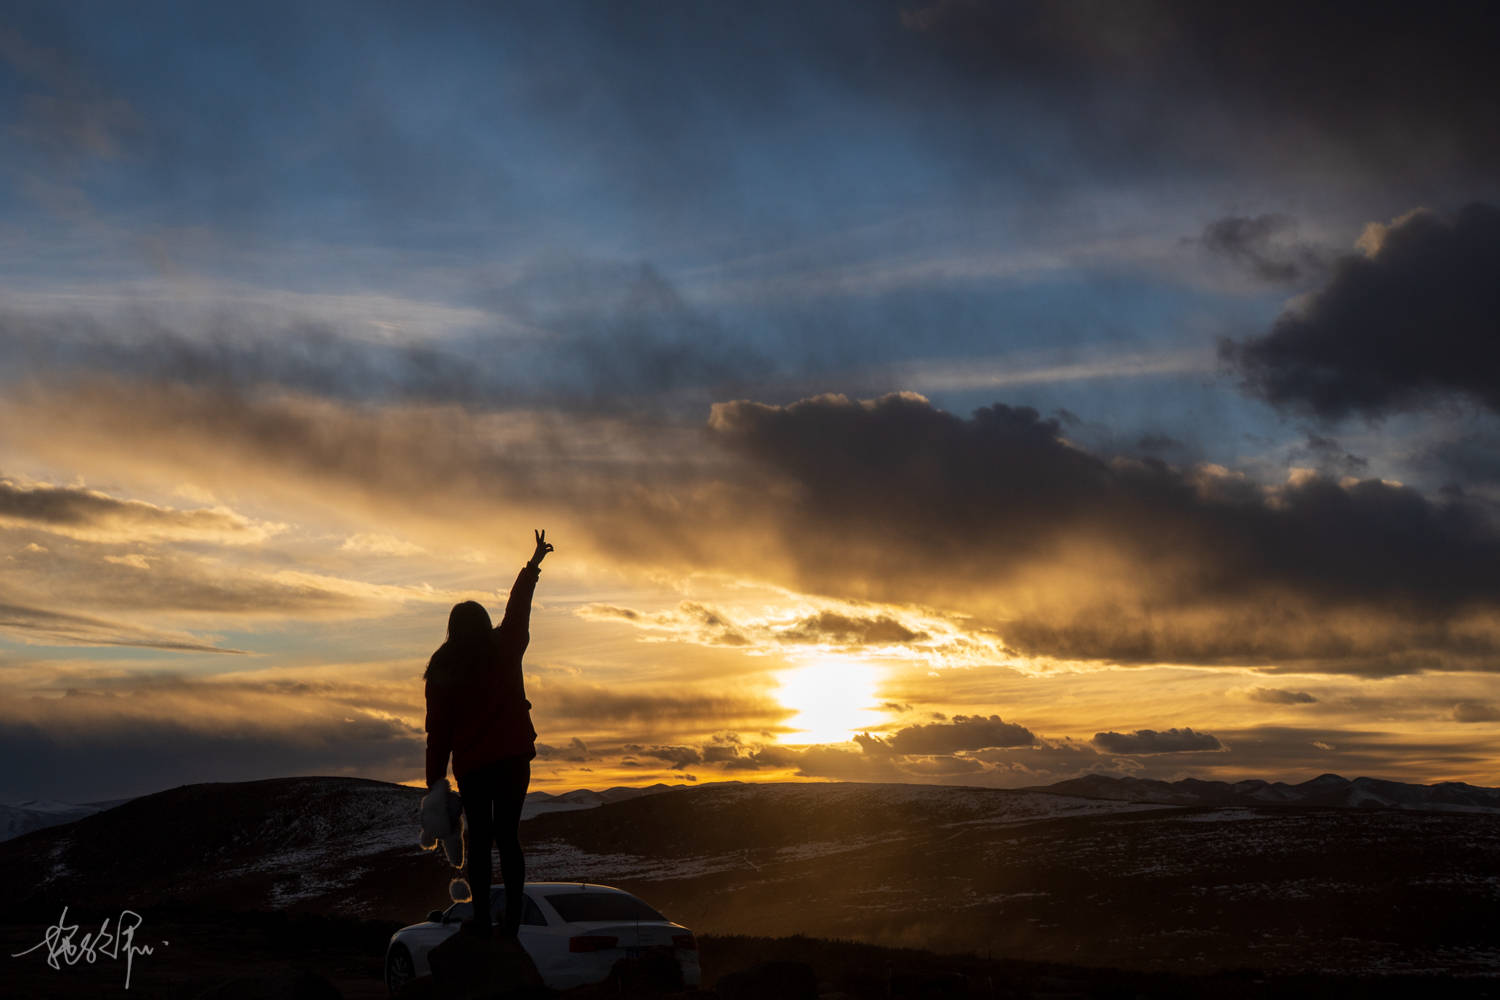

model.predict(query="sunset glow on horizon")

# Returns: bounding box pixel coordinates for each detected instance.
[774,658,886,746]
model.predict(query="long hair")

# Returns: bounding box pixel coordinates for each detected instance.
[424,600,494,685]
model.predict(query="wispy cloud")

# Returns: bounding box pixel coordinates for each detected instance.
[578,597,1006,667]
[0,599,242,653]
[889,348,1214,392]
[0,475,281,544]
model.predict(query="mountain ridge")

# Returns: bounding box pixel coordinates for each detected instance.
[7,768,1493,845]
[1028,770,1500,811]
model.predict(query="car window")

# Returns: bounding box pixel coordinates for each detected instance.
[487,889,548,926]
[546,892,666,924]
[442,902,472,923]
[522,897,546,926]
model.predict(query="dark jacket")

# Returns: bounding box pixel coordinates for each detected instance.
[425,563,540,786]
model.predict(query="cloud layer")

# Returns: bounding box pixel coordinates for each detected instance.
[708,392,1500,673]
[871,715,1035,754]
[1091,727,1223,755]
[0,476,274,543]
[1225,203,1500,419]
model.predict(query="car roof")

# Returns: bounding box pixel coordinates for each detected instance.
[464,881,631,901]
[522,882,631,897]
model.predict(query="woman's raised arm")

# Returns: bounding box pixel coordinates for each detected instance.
[498,529,552,635]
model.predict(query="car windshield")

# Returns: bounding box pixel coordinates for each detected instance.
[546,892,666,924]
[442,893,546,926]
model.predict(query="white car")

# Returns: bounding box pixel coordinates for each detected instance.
[384,881,701,995]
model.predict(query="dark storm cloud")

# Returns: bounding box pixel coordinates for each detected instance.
[1224,203,1500,420]
[709,392,1500,670]
[718,743,805,772]
[1291,434,1368,478]
[1195,215,1326,284]
[0,476,256,538]
[779,611,926,645]
[1452,702,1500,724]
[1091,727,1223,755]
[0,599,241,653]
[700,736,743,765]
[904,1,1500,181]
[1244,687,1318,706]
[699,733,812,770]
[585,605,640,622]
[899,755,985,776]
[621,744,702,770]
[1413,431,1500,490]
[967,738,1123,779]
[852,732,894,756]
[876,714,1035,754]
[535,737,591,762]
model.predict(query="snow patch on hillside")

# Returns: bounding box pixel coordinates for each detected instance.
[1175,808,1268,823]
[0,801,103,842]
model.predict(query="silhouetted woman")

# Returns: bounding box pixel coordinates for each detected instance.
[425,529,553,938]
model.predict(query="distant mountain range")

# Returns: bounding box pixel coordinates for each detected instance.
[7,770,1492,844]
[523,781,692,817]
[1030,771,1500,811]
[0,796,135,842]
[6,772,1500,975]
[0,782,687,844]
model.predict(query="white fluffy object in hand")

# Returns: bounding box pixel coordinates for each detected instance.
[418,780,466,868]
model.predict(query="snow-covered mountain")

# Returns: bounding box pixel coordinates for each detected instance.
[522,782,690,818]
[1033,772,1500,811]
[0,796,134,842]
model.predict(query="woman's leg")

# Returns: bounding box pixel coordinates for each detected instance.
[493,756,531,937]
[456,763,497,931]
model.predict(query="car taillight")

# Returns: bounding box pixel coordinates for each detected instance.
[673,934,697,951]
[569,935,619,953]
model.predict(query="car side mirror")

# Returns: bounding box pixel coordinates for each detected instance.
[427,910,445,923]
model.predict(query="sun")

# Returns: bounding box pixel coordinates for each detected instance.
[774,658,886,745]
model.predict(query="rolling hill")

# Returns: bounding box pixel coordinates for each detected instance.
[4,773,1499,980]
